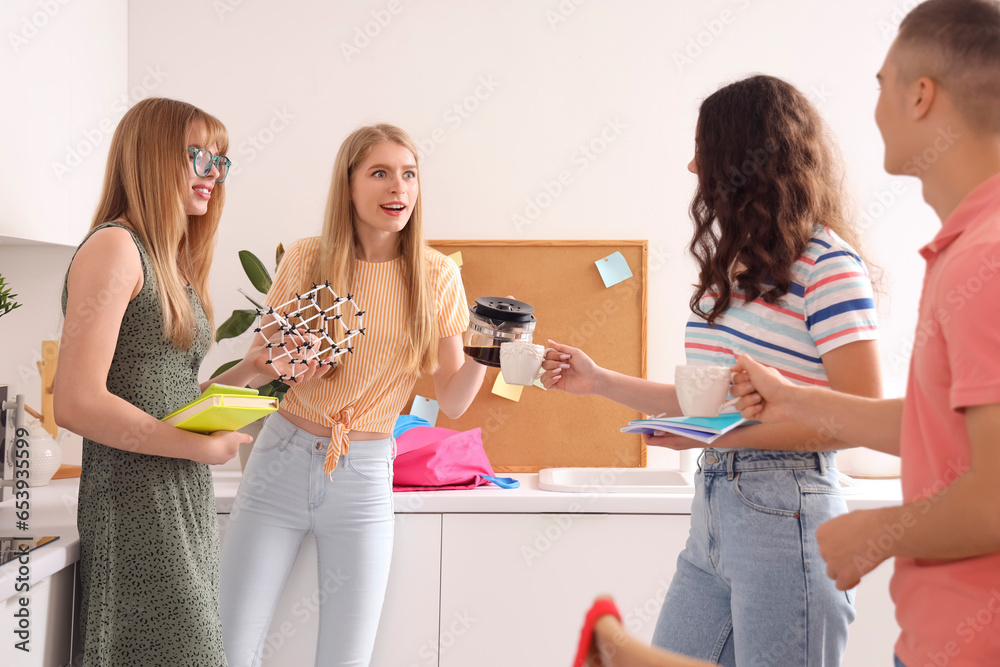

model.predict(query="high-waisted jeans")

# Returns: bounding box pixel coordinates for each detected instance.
[651,448,855,666]
[219,412,395,667]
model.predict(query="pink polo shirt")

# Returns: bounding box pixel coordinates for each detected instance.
[893,172,1000,666]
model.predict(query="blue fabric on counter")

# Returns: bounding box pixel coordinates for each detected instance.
[393,414,432,439]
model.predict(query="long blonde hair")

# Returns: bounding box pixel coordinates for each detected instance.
[91,97,228,349]
[308,124,438,375]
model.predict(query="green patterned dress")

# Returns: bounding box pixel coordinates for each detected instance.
[62,222,227,666]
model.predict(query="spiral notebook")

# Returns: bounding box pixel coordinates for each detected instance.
[620,413,753,444]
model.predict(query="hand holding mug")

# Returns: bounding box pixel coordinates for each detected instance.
[730,354,796,422]
[539,340,602,395]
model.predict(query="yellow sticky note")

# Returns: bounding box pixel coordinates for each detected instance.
[448,251,463,267]
[492,373,523,402]
[533,377,547,391]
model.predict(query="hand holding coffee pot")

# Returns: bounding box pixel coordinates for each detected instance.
[462,296,551,386]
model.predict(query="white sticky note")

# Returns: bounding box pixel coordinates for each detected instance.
[492,373,523,402]
[595,251,633,288]
[409,395,440,426]
[448,251,463,267]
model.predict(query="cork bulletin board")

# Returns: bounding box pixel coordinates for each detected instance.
[407,240,648,473]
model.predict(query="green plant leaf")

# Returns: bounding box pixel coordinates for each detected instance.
[215,309,257,342]
[275,243,285,269]
[210,359,240,378]
[256,379,290,399]
[239,250,272,294]
[0,272,21,316]
[268,379,289,402]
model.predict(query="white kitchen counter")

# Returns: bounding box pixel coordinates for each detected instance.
[0,471,902,603]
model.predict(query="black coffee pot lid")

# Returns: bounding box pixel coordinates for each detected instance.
[473,296,535,322]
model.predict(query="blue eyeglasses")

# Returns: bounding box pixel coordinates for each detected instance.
[188,148,232,183]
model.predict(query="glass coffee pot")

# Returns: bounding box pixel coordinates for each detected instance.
[462,297,536,368]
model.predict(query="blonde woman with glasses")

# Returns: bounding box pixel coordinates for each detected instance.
[54,97,258,666]
[218,124,487,667]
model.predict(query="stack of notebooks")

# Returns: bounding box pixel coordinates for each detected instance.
[161,384,278,433]
[621,413,753,444]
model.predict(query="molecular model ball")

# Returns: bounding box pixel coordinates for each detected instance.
[253,283,366,382]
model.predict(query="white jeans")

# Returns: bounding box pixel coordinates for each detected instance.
[220,412,395,667]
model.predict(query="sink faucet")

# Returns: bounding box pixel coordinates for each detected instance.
[0,385,27,503]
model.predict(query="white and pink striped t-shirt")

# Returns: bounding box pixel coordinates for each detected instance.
[685,225,878,387]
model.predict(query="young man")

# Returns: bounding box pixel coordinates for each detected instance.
[732,1,1000,665]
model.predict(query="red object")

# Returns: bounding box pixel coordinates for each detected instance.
[392,426,518,491]
[572,598,622,667]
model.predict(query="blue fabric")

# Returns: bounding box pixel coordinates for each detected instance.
[393,414,431,438]
[481,475,519,489]
[651,448,854,665]
[894,656,907,667]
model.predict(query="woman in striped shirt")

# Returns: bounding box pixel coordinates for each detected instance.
[217,124,486,667]
[544,76,883,665]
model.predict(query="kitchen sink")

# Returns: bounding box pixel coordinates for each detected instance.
[537,467,860,495]
[537,467,695,494]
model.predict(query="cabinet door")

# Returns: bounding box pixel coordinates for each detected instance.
[0,0,127,245]
[0,562,76,667]
[370,513,443,667]
[245,513,441,667]
[842,558,899,667]
[438,513,690,667]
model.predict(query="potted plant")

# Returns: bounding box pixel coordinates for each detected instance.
[0,273,22,319]
[212,244,285,469]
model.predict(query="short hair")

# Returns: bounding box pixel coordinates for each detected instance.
[896,0,1000,133]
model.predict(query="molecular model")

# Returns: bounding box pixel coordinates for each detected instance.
[250,283,366,382]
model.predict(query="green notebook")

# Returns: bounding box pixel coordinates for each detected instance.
[162,384,278,433]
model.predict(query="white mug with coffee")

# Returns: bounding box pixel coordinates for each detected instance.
[500,342,548,386]
[675,364,739,418]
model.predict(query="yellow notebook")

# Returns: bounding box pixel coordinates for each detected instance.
[162,384,278,434]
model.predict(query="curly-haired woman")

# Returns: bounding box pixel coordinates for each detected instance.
[542,75,883,665]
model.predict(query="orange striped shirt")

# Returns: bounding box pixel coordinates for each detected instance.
[264,237,469,477]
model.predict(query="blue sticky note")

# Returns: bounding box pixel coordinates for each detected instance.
[595,251,633,288]
[409,395,439,426]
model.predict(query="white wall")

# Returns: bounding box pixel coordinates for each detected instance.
[125,0,936,395]
[2,1,938,469]
[0,244,83,464]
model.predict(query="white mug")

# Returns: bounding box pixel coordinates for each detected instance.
[675,364,739,418]
[500,342,547,386]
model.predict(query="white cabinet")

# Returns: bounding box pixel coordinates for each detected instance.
[371,514,443,667]
[435,513,899,667]
[0,0,127,246]
[219,507,898,667]
[0,562,77,667]
[438,513,691,667]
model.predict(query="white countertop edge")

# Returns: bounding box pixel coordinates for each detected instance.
[1,473,902,602]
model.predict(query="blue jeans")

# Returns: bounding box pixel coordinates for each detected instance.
[895,656,906,667]
[219,412,395,667]
[651,448,855,666]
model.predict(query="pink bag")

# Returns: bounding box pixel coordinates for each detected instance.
[392,426,519,491]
